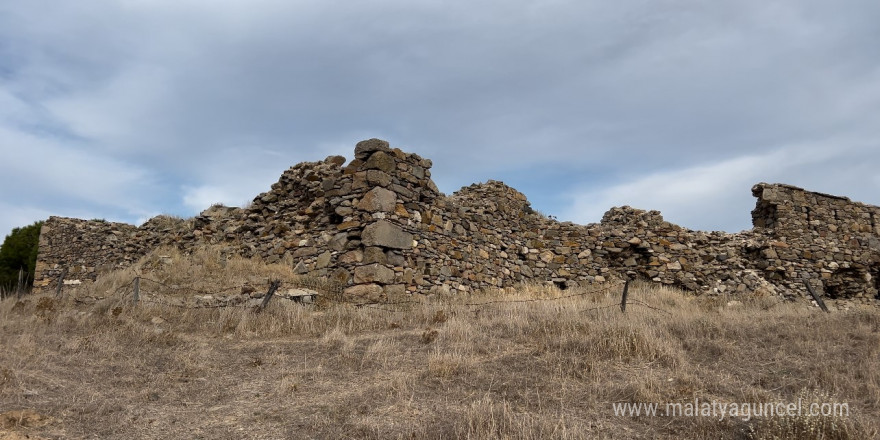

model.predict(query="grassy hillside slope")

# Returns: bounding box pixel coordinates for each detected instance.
[1,248,878,439]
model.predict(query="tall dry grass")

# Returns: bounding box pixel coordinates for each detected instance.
[0,247,878,439]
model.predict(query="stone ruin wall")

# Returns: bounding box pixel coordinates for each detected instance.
[34,139,880,304]
[750,183,880,299]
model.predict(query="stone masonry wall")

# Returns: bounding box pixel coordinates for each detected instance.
[33,219,139,288]
[34,139,880,303]
[750,183,880,300]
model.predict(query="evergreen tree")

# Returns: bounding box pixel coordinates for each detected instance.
[0,221,43,292]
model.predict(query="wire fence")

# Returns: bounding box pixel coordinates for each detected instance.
[55,268,676,316]
[39,265,817,316]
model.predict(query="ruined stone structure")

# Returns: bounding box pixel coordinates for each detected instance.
[34,139,880,303]
[750,183,880,299]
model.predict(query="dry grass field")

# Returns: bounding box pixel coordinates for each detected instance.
[1,248,878,439]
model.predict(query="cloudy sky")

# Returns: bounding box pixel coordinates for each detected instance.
[2,0,879,237]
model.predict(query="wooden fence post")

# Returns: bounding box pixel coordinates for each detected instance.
[802,276,829,313]
[620,279,630,313]
[16,268,24,299]
[55,268,68,298]
[132,277,140,305]
[257,280,282,312]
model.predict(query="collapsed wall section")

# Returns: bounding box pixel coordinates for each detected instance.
[32,140,880,304]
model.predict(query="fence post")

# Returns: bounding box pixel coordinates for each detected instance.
[257,280,282,312]
[132,277,140,305]
[54,268,68,298]
[16,268,24,299]
[620,279,630,313]
[801,276,829,313]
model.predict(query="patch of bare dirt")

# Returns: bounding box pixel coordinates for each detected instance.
[0,409,53,440]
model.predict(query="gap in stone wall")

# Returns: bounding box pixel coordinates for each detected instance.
[751,202,777,229]
[873,267,880,300]
[824,267,864,299]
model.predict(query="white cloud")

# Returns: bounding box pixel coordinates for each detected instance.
[181,185,237,212]
[2,0,880,234]
[0,200,132,241]
[0,127,152,207]
[44,64,173,149]
[562,153,777,232]
[179,145,311,213]
[0,203,54,242]
[561,137,880,232]
[0,88,31,123]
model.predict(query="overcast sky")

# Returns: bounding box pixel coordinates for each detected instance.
[2,0,879,238]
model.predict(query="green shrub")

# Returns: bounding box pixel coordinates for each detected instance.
[0,221,43,292]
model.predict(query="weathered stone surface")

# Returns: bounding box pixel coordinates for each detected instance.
[280,288,319,302]
[383,284,407,298]
[293,246,318,258]
[363,246,388,264]
[337,221,361,230]
[339,249,363,264]
[330,268,351,285]
[361,220,413,250]
[325,155,346,166]
[362,151,396,173]
[354,138,391,160]
[315,251,333,269]
[343,283,385,302]
[357,187,397,213]
[328,233,348,251]
[354,263,395,284]
[293,261,309,274]
[365,170,392,187]
[386,250,406,267]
